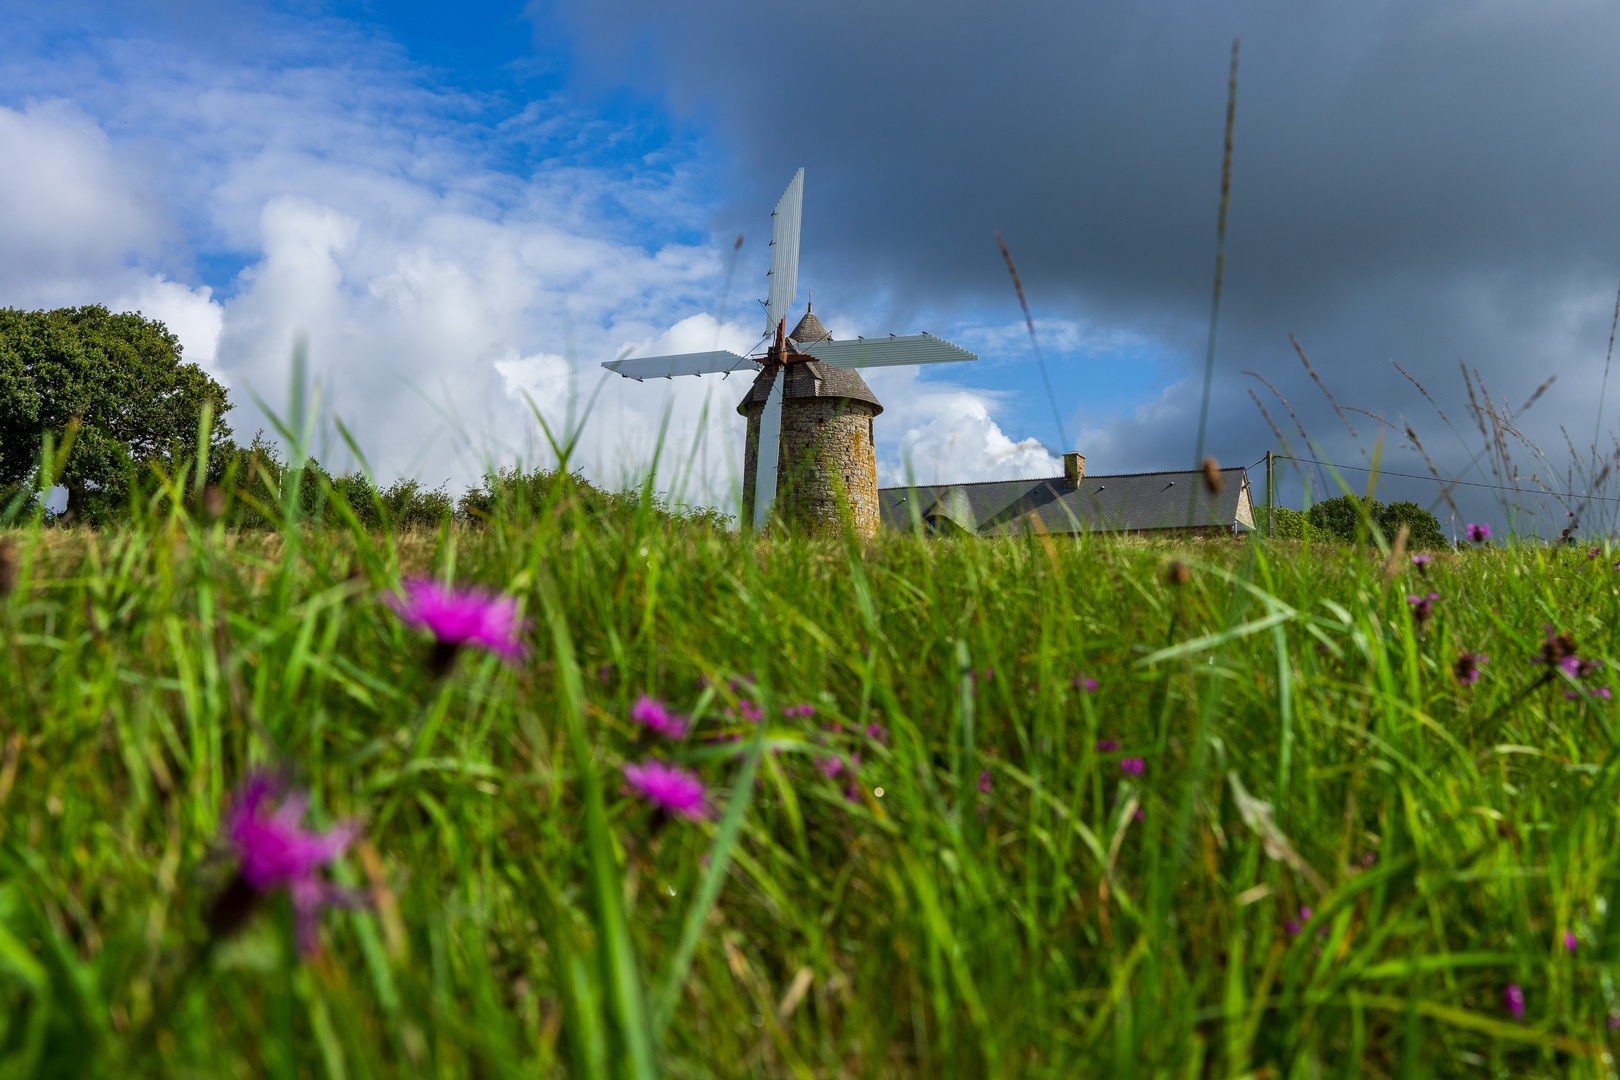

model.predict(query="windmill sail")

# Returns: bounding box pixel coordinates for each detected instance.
[797,333,977,369]
[765,169,804,335]
[752,368,785,528]
[603,350,755,381]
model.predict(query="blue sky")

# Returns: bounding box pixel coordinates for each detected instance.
[6,0,1620,533]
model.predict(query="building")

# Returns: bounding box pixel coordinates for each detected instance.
[878,453,1257,538]
[737,307,884,538]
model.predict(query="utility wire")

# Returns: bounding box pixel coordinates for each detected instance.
[1271,454,1620,506]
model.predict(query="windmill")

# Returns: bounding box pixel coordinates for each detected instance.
[603,168,979,535]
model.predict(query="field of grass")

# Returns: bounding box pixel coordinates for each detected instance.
[3,463,1620,1079]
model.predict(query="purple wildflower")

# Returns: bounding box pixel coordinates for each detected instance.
[724,699,764,724]
[220,775,359,955]
[1405,591,1439,627]
[1133,807,1144,822]
[781,703,815,718]
[1589,547,1601,561]
[1609,1014,1620,1031]
[386,579,526,668]
[1504,984,1525,1020]
[1095,739,1120,753]
[1565,685,1613,702]
[1361,851,1379,867]
[624,761,708,820]
[1072,675,1099,693]
[1120,757,1145,776]
[978,769,993,794]
[818,756,844,779]
[1453,652,1487,687]
[1411,553,1432,570]
[1532,625,1579,670]
[865,723,889,745]
[629,694,688,739]
[1466,523,1492,543]
[1565,930,1578,955]
[1285,906,1313,936]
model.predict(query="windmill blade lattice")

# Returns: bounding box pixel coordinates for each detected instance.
[765,169,804,336]
[603,350,754,381]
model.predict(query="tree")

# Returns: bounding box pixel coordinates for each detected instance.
[0,305,232,521]
[1305,493,1446,549]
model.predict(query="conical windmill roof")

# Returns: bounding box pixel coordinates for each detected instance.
[736,359,883,417]
[788,309,832,344]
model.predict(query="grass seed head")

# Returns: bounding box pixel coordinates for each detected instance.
[1166,560,1192,587]
[1201,456,1224,494]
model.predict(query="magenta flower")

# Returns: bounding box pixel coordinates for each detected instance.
[1405,591,1439,627]
[1466,523,1492,543]
[1504,984,1525,1020]
[623,761,708,820]
[978,769,993,794]
[386,578,525,670]
[865,722,889,745]
[1565,930,1578,955]
[629,694,688,739]
[1095,738,1120,753]
[1285,906,1313,936]
[1072,675,1099,693]
[1453,652,1487,686]
[781,703,815,718]
[1411,553,1432,569]
[725,699,765,723]
[221,775,358,955]
[1565,685,1613,702]
[818,755,844,779]
[1120,757,1145,776]
[1589,547,1601,560]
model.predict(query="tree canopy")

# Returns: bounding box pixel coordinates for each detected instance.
[1306,493,1448,549]
[0,305,232,519]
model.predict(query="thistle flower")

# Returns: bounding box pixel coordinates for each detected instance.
[1411,553,1432,572]
[217,774,359,956]
[1466,523,1492,543]
[978,769,993,794]
[1405,592,1439,626]
[1120,757,1145,776]
[865,723,889,745]
[386,579,525,673]
[1072,675,1099,693]
[629,694,688,739]
[1565,930,1578,955]
[1504,984,1525,1020]
[1095,739,1121,753]
[1532,625,1578,669]
[781,704,815,718]
[1453,652,1487,686]
[623,761,708,820]
[1589,547,1601,560]
[818,755,844,779]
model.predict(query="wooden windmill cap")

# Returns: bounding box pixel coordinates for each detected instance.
[788,308,832,345]
[736,358,883,417]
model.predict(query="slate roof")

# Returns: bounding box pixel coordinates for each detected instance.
[789,309,832,344]
[736,359,884,416]
[878,467,1255,535]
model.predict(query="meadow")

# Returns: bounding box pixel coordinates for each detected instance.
[2,455,1619,1079]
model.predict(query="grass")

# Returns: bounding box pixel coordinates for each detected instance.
[3,462,1620,1078]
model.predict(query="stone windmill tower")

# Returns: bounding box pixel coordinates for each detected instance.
[737,303,884,536]
[601,168,977,537]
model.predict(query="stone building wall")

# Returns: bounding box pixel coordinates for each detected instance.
[742,397,880,538]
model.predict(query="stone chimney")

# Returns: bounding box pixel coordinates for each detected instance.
[1063,452,1086,488]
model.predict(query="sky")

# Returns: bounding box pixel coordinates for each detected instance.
[5,0,1620,534]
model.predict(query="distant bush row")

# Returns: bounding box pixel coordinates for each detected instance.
[1271,494,1448,548]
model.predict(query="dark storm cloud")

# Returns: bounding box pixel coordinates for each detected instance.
[553,0,1620,526]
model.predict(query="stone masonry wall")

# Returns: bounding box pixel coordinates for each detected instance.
[742,398,879,538]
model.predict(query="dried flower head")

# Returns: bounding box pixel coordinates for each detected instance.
[218,774,359,955]
[1201,456,1224,494]
[1453,652,1487,686]
[1165,560,1192,587]
[0,538,15,598]
[1466,523,1492,543]
[623,761,708,820]
[385,579,526,672]
[629,694,688,739]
